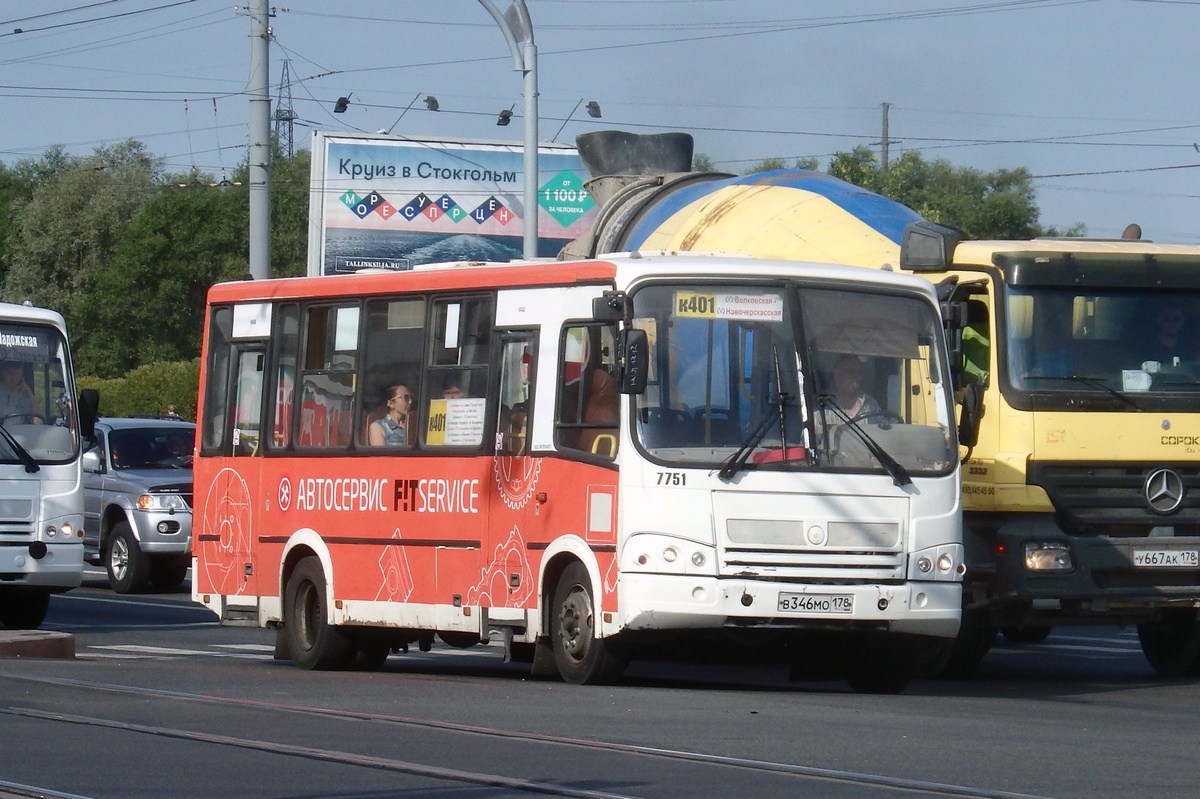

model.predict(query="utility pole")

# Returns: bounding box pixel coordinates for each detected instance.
[248,0,272,280]
[875,102,900,171]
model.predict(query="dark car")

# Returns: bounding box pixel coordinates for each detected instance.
[82,418,195,593]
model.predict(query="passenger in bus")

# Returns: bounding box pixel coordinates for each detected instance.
[827,354,880,419]
[367,384,413,446]
[441,373,467,399]
[0,361,38,422]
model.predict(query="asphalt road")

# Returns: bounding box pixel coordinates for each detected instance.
[0,569,1195,799]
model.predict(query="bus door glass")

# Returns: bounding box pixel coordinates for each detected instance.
[484,332,542,611]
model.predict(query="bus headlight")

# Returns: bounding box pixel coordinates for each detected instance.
[1024,542,1073,572]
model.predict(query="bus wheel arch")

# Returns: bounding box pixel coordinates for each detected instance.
[284,554,352,670]
[548,559,627,684]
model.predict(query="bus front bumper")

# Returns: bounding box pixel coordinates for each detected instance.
[615,573,961,639]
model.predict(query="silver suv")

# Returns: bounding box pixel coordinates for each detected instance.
[82,418,195,593]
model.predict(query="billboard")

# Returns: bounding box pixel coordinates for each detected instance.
[307,132,597,276]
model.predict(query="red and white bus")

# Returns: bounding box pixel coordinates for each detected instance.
[192,252,963,692]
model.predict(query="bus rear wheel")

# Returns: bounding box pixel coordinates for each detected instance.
[285,556,352,670]
[550,562,626,684]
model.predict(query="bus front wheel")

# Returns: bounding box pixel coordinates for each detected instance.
[285,556,352,670]
[0,588,50,629]
[550,562,626,685]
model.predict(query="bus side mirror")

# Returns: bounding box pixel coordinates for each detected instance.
[78,388,99,439]
[617,328,648,394]
[958,382,984,449]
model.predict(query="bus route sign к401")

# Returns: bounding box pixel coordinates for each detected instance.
[539,169,596,227]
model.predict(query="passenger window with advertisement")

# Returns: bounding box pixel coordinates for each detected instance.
[424,296,492,449]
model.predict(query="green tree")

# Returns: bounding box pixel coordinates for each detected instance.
[80,173,248,376]
[692,153,716,172]
[826,146,1082,239]
[3,140,161,339]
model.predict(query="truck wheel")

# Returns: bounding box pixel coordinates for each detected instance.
[285,556,352,670]
[550,562,626,684]
[149,557,189,589]
[1001,625,1052,643]
[0,588,50,629]
[1138,610,1200,677]
[107,522,150,594]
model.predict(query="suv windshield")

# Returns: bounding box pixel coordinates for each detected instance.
[109,427,195,469]
[0,322,80,464]
[631,282,955,477]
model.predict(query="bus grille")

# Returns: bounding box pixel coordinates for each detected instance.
[721,519,904,581]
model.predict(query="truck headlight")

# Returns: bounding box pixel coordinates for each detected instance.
[1024,542,1073,572]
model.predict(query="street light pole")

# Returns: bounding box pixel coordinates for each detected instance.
[478,0,539,260]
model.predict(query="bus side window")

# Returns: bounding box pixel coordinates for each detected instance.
[297,304,358,449]
[359,297,425,450]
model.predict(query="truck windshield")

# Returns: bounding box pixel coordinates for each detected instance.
[0,323,80,465]
[630,283,955,476]
[1006,286,1200,404]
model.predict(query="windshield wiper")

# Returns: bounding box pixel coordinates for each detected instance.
[718,347,791,481]
[0,420,40,473]
[1023,374,1140,410]
[818,397,910,487]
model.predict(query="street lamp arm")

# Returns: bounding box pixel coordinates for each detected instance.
[477,0,530,70]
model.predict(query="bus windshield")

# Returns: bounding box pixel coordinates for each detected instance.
[631,282,955,476]
[1006,286,1200,406]
[0,322,80,464]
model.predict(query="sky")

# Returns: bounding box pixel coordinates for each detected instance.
[2,0,1198,242]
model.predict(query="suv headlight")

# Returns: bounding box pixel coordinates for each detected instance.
[138,493,189,512]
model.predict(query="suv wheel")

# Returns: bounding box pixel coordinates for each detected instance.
[107,521,150,594]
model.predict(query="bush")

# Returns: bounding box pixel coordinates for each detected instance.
[78,358,200,420]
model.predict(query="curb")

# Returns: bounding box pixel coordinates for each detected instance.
[0,631,75,659]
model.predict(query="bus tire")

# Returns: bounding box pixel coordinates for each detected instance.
[843,640,915,695]
[285,556,352,671]
[0,588,50,629]
[351,630,391,672]
[107,522,150,594]
[1138,609,1200,677]
[919,608,996,679]
[550,562,626,685]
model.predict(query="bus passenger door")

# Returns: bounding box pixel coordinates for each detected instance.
[198,342,265,600]
[481,333,542,617]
